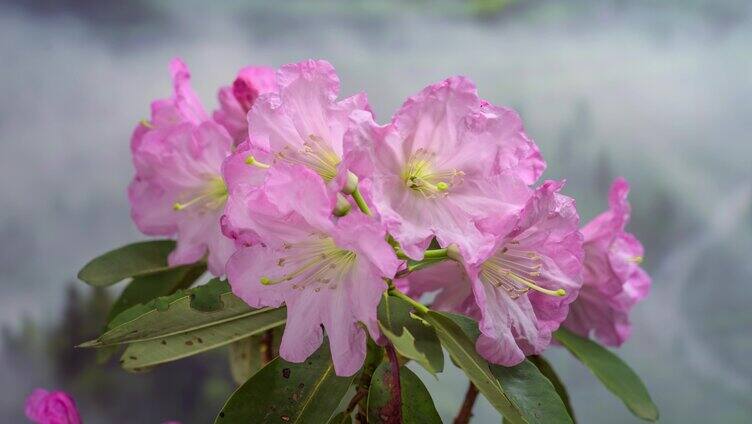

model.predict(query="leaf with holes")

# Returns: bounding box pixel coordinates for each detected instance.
[78,240,180,287]
[105,263,206,328]
[215,341,355,423]
[120,306,286,371]
[80,279,245,347]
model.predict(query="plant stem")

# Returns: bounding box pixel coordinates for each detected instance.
[423,247,449,259]
[351,187,371,216]
[453,382,479,424]
[393,247,448,261]
[260,329,274,364]
[385,344,403,423]
[388,285,429,314]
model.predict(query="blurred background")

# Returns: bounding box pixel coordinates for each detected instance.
[1,0,751,422]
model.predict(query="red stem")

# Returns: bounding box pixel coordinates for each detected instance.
[385,344,403,423]
[453,382,479,424]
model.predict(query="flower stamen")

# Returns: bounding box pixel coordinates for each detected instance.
[245,155,270,169]
[274,134,341,181]
[402,148,463,198]
[481,246,566,299]
[173,177,228,212]
[258,236,356,292]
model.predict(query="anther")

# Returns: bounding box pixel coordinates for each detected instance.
[140,119,154,129]
[436,181,449,191]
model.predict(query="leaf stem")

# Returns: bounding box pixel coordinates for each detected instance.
[387,285,429,314]
[351,187,371,216]
[393,247,448,261]
[423,248,449,259]
[453,382,479,424]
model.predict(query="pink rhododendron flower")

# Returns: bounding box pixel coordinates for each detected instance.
[128,59,235,276]
[247,59,370,187]
[214,65,276,144]
[402,181,583,365]
[25,389,81,424]
[225,164,400,376]
[563,178,651,346]
[347,77,545,263]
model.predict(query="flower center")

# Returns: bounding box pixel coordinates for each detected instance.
[401,148,463,198]
[259,235,357,292]
[480,244,566,299]
[173,177,228,212]
[274,134,341,181]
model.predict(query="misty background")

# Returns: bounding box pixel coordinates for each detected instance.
[1,0,751,422]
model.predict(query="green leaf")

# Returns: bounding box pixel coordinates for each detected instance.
[554,328,659,421]
[215,341,355,423]
[78,240,180,287]
[367,362,442,424]
[420,311,524,423]
[529,355,576,422]
[82,279,276,346]
[377,295,443,375]
[434,312,573,424]
[119,306,286,371]
[105,263,206,328]
[489,360,573,424]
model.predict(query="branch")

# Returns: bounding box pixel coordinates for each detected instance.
[453,382,479,424]
[384,344,403,423]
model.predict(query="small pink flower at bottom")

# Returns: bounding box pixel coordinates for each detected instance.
[226,164,400,376]
[563,178,651,346]
[25,389,81,424]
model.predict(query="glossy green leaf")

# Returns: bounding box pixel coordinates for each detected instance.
[436,312,573,424]
[215,341,355,423]
[78,240,179,287]
[120,306,286,370]
[490,360,573,424]
[105,263,206,328]
[529,355,576,422]
[420,311,524,423]
[367,362,442,424]
[554,328,659,421]
[377,296,444,375]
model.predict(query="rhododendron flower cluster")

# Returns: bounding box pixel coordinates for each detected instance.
[125,58,652,378]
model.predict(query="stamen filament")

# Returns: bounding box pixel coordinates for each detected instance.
[505,272,566,297]
[245,155,270,169]
[173,192,213,211]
